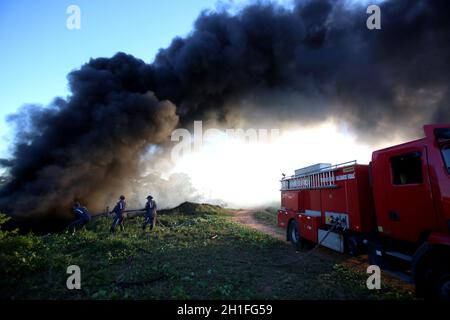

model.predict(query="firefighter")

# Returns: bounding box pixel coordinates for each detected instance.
[142,195,157,231]
[110,195,127,233]
[68,202,91,233]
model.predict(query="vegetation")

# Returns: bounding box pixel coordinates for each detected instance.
[252,210,278,226]
[0,204,414,299]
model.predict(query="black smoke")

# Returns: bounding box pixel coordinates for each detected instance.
[0,54,179,220]
[148,0,450,134]
[1,0,449,221]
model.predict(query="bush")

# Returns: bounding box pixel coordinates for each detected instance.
[0,213,17,239]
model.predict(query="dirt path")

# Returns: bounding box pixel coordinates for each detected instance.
[230,209,415,293]
[231,209,285,241]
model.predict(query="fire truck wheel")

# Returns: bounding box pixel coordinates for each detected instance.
[436,274,450,300]
[422,258,450,300]
[417,247,450,300]
[288,220,302,251]
[345,236,360,256]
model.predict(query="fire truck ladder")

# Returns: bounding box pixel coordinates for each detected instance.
[280,160,356,191]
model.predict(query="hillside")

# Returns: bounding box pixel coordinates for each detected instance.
[0,203,414,299]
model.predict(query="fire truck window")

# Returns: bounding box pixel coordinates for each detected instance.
[442,145,450,173]
[390,152,423,185]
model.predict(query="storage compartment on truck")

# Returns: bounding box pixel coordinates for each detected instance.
[299,214,321,243]
[281,190,300,211]
[318,229,345,253]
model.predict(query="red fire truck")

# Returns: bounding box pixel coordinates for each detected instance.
[277,124,450,298]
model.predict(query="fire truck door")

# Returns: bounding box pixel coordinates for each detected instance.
[383,147,437,243]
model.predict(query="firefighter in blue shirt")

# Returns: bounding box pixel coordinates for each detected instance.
[110,195,126,233]
[142,195,157,231]
[68,202,91,233]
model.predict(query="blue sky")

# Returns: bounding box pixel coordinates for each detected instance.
[0,0,231,157]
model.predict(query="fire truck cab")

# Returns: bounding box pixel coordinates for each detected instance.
[370,124,450,298]
[278,124,450,298]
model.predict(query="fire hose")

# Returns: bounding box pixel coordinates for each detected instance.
[91,208,167,227]
[270,220,340,267]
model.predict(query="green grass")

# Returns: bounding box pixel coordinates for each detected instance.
[0,205,414,300]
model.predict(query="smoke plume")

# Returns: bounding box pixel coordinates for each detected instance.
[1,0,449,221]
